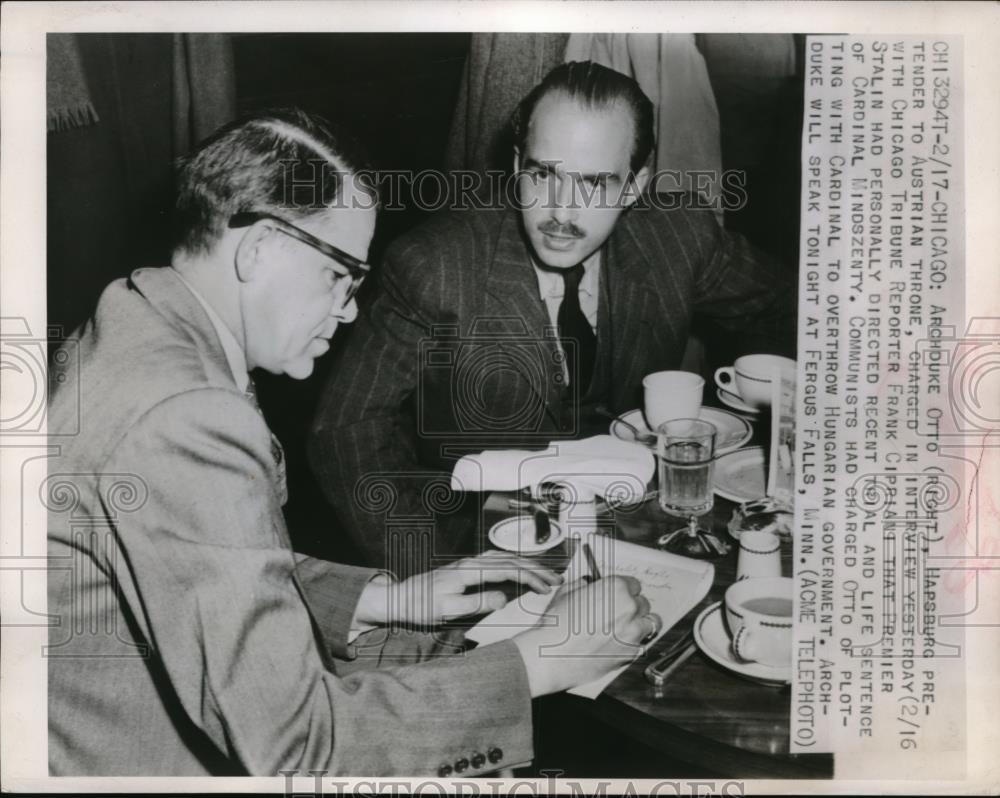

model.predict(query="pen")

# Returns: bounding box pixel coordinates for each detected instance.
[582,541,602,583]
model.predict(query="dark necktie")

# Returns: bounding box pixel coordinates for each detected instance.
[557,263,597,393]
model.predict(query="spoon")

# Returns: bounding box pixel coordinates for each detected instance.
[594,406,657,446]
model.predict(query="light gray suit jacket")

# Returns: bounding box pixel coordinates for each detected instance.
[46,267,532,776]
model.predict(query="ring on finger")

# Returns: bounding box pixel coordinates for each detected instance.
[640,614,660,644]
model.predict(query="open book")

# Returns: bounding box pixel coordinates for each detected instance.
[466,536,714,698]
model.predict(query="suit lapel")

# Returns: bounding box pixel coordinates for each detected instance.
[603,215,661,412]
[133,267,294,530]
[485,211,553,333]
[133,268,234,386]
[484,212,563,428]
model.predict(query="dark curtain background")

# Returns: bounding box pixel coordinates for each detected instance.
[231,34,472,564]
[47,33,236,338]
[46,33,471,566]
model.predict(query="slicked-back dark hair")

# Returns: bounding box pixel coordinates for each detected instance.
[172,108,375,255]
[511,61,655,173]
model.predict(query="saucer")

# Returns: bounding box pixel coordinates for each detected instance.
[609,407,753,455]
[713,446,767,503]
[693,602,791,686]
[716,388,760,416]
[488,515,564,553]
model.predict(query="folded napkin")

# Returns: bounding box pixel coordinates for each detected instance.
[450,435,654,503]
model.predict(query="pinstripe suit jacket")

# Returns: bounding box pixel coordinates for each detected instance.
[310,202,796,573]
[46,267,533,776]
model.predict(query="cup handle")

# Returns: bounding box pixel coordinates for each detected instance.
[714,366,735,392]
[732,625,756,662]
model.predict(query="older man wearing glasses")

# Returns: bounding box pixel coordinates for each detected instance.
[46,108,657,777]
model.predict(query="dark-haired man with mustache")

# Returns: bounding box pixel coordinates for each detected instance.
[310,61,796,574]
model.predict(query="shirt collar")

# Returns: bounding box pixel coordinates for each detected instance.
[172,268,250,393]
[532,249,601,300]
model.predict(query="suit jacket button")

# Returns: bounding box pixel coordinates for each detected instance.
[455,757,469,773]
[487,747,503,763]
[438,764,453,777]
[471,752,486,769]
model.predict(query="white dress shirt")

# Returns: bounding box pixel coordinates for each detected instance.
[532,252,600,384]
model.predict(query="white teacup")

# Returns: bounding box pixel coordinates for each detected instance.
[714,354,796,409]
[724,576,793,667]
[643,370,704,429]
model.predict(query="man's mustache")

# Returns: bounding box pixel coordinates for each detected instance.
[537,220,585,239]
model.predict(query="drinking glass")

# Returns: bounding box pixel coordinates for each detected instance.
[656,418,730,558]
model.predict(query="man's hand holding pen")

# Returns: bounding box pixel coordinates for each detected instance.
[512,541,662,698]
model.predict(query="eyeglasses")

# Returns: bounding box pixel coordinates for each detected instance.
[228,211,370,304]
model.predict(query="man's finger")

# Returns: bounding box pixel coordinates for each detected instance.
[497,556,564,585]
[632,594,651,619]
[551,573,593,600]
[455,557,563,588]
[526,563,564,586]
[441,591,508,620]
[485,557,563,586]
[641,613,663,642]
[623,618,650,646]
[625,613,662,645]
[478,566,557,595]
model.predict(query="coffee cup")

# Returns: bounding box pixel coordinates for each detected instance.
[643,371,704,429]
[724,576,793,667]
[714,354,796,409]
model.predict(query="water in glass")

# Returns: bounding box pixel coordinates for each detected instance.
[659,440,714,517]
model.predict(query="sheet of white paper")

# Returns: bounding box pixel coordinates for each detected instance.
[466,535,714,698]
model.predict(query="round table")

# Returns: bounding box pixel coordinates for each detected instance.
[481,403,832,779]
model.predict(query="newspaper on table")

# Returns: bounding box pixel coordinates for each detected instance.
[466,535,713,698]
